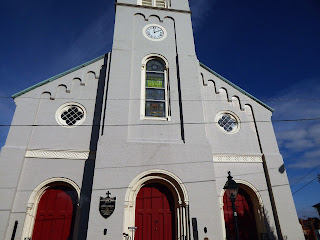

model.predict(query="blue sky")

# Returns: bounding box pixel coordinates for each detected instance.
[0,0,319,218]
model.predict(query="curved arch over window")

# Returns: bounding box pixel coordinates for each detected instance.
[139,0,170,8]
[141,56,170,120]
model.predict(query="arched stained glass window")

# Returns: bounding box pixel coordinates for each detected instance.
[144,58,167,118]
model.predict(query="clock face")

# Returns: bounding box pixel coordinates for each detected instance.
[146,26,164,39]
[143,24,167,41]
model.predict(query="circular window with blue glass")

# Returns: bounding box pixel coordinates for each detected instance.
[216,111,240,134]
[56,103,86,128]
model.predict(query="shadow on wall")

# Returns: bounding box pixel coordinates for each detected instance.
[263,208,288,240]
[77,55,109,240]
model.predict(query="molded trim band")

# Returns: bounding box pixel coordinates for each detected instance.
[25,149,95,160]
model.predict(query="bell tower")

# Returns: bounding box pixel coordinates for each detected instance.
[104,0,203,142]
[86,0,220,239]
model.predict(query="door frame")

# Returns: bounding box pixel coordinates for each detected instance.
[220,180,266,240]
[123,170,190,240]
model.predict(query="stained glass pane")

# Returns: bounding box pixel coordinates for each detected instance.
[146,60,165,72]
[60,105,84,126]
[218,114,238,132]
[142,0,152,6]
[145,101,165,117]
[155,0,166,7]
[146,89,165,100]
[146,73,164,88]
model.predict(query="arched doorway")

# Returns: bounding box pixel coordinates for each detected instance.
[134,183,175,240]
[21,178,80,240]
[123,170,189,240]
[32,185,78,240]
[223,188,259,240]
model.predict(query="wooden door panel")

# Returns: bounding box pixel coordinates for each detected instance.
[135,183,174,240]
[147,213,153,240]
[32,186,77,240]
[135,214,143,240]
[223,188,259,240]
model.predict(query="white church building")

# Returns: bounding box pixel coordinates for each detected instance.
[0,0,304,239]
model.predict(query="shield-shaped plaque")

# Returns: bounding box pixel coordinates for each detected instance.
[99,191,116,219]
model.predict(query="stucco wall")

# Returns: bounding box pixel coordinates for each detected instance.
[0,0,304,239]
[86,3,224,240]
[0,58,105,240]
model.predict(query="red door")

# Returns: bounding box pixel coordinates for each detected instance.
[223,188,259,240]
[135,183,175,240]
[32,186,77,240]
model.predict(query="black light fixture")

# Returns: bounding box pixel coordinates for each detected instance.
[313,203,320,217]
[224,171,240,240]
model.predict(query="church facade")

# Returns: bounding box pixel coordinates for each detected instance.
[0,0,304,239]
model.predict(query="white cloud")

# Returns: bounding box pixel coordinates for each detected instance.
[304,149,320,159]
[287,159,319,169]
[276,126,317,153]
[285,139,315,151]
[271,79,320,120]
[276,128,307,141]
[308,124,320,144]
[270,78,320,170]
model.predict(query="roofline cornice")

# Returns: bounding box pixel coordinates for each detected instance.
[200,62,274,112]
[12,54,107,99]
[116,2,192,14]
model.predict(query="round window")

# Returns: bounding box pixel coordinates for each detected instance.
[56,103,86,127]
[216,112,240,134]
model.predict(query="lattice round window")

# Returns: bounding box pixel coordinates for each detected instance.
[56,103,86,127]
[216,112,240,134]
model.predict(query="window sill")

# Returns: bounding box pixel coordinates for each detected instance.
[140,116,171,121]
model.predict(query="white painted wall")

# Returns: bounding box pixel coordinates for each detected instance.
[0,0,304,240]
